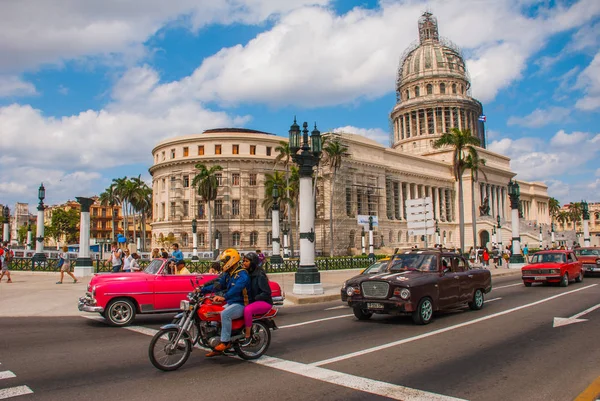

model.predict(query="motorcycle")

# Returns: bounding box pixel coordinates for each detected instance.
[148,281,278,371]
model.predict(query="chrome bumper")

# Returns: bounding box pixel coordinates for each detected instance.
[78,295,104,313]
[273,296,285,306]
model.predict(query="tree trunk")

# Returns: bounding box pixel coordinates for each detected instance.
[111,213,116,242]
[458,175,465,254]
[471,177,477,249]
[207,200,213,253]
[141,214,146,252]
[329,169,336,256]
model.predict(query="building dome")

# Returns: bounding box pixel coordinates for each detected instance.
[390,12,485,155]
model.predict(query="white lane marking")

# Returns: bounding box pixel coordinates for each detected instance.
[553,303,600,328]
[484,297,502,303]
[252,356,466,401]
[81,315,104,321]
[0,386,34,399]
[124,326,159,337]
[0,371,16,380]
[279,314,354,329]
[493,283,522,290]
[312,284,598,367]
[324,305,348,311]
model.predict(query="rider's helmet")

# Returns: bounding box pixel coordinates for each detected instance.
[243,252,260,271]
[219,248,241,273]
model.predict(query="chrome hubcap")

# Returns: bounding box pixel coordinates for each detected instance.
[422,300,433,321]
[475,291,483,307]
[111,303,131,323]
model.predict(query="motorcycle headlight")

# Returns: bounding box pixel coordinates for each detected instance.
[180,300,190,310]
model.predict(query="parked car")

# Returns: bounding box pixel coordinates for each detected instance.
[78,258,284,326]
[341,259,390,302]
[573,247,600,276]
[341,249,491,325]
[521,250,583,287]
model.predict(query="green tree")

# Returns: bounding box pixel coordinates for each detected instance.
[549,197,561,220]
[99,183,120,241]
[17,224,29,245]
[323,135,348,256]
[50,208,80,245]
[556,210,569,230]
[192,163,222,252]
[275,140,294,255]
[567,202,583,231]
[433,128,481,252]
[262,171,290,214]
[464,148,487,248]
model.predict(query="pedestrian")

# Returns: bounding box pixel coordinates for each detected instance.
[492,247,499,269]
[0,242,13,283]
[523,244,529,263]
[122,249,132,272]
[161,250,169,258]
[255,249,266,268]
[174,260,191,275]
[171,243,183,263]
[56,246,78,284]
[130,253,142,272]
[503,246,511,268]
[208,261,221,274]
[108,242,123,273]
[482,248,490,268]
[151,248,160,259]
[468,247,475,264]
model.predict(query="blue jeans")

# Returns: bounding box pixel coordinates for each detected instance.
[220,303,244,342]
[112,264,122,273]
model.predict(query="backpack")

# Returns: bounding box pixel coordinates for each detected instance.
[57,257,64,268]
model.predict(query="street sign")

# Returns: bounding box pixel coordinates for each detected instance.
[405,197,432,207]
[357,215,378,228]
[405,197,434,244]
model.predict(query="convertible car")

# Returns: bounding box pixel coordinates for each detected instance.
[78,258,284,326]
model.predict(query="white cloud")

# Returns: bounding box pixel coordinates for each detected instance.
[575,51,600,110]
[507,107,571,128]
[332,125,389,146]
[0,75,37,97]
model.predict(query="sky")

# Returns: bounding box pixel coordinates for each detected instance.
[0,0,599,210]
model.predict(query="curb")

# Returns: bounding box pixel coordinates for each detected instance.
[284,293,341,305]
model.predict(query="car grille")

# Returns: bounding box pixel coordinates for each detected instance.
[583,264,597,269]
[361,281,389,298]
[526,269,556,274]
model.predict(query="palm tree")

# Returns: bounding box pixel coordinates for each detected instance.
[99,184,120,241]
[275,141,294,255]
[464,148,487,248]
[556,210,569,230]
[433,128,481,253]
[192,163,222,252]
[323,135,348,256]
[568,202,583,231]
[129,175,146,243]
[111,176,130,236]
[549,197,561,220]
[262,171,290,214]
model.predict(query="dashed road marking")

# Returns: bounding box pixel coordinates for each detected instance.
[484,297,502,303]
[324,305,347,311]
[0,371,16,380]
[278,314,354,329]
[0,386,34,399]
[493,283,522,290]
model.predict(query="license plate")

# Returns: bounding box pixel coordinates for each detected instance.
[367,302,385,309]
[534,276,546,281]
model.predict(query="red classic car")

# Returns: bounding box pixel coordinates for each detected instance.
[521,250,583,287]
[78,259,284,326]
[574,247,600,276]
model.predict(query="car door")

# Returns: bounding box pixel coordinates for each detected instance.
[568,252,580,278]
[453,256,473,303]
[153,265,196,311]
[437,255,460,308]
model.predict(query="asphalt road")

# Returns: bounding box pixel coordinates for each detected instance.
[1,275,600,401]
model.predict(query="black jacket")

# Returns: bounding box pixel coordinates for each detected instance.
[250,267,272,304]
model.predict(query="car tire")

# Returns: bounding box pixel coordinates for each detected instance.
[468,289,484,310]
[353,306,372,320]
[412,297,433,325]
[575,270,583,283]
[559,273,569,288]
[104,298,136,326]
[524,282,532,287]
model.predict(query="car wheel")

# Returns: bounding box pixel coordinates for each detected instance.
[575,270,583,283]
[559,273,569,288]
[412,297,433,325]
[468,289,484,310]
[524,282,532,287]
[104,298,136,326]
[353,306,372,320]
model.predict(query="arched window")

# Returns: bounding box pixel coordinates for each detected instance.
[349,230,356,248]
[461,85,465,94]
[426,84,433,95]
[406,232,409,242]
[440,83,446,94]
[182,233,188,247]
[267,231,273,245]
[452,83,457,94]
[398,231,403,243]
[406,90,410,100]
[413,142,417,148]
[389,231,393,243]
[199,232,205,247]
[415,86,420,97]
[250,231,258,246]
[232,232,241,247]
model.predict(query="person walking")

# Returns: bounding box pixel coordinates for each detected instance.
[56,246,78,284]
[0,242,13,283]
[523,244,529,263]
[108,242,123,273]
[482,248,490,268]
[130,253,142,272]
[122,249,132,272]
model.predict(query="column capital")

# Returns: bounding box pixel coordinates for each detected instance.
[76,197,95,213]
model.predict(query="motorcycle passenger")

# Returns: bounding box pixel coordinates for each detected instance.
[242,252,273,340]
[201,248,250,357]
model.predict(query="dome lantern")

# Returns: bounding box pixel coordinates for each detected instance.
[419,12,439,43]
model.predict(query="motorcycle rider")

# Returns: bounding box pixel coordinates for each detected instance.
[242,252,273,340]
[201,248,250,357]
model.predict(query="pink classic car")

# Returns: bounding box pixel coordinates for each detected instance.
[78,258,284,326]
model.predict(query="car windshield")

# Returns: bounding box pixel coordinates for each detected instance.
[389,254,437,272]
[530,253,566,264]
[364,261,388,274]
[575,249,600,256]
[143,259,164,274]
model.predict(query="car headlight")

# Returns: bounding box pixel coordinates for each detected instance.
[596,259,600,265]
[551,269,560,274]
[346,287,355,297]
[393,287,410,300]
[180,300,190,310]
[92,285,96,297]
[341,281,347,290]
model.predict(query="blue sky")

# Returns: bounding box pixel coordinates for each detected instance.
[0,0,599,209]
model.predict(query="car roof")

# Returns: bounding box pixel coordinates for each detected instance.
[536,250,570,253]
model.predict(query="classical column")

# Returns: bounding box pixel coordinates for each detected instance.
[583,201,591,247]
[75,197,95,277]
[402,115,407,140]
[508,180,524,265]
[27,224,33,250]
[2,206,9,242]
[271,184,283,264]
[416,109,421,136]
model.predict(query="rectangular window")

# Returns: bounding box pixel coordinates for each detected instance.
[197,202,205,219]
[198,145,204,156]
[161,203,165,219]
[394,182,401,220]
[183,175,189,188]
[102,221,107,230]
[249,199,257,218]
[162,151,165,161]
[199,233,205,247]
[170,176,176,190]
[215,145,222,155]
[232,199,240,216]
[183,147,189,157]
[183,201,189,217]
[101,209,106,218]
[232,232,241,247]
[215,199,223,217]
[250,145,256,155]
[232,173,240,186]
[357,191,364,215]
[249,173,257,186]
[215,173,223,186]
[161,178,165,190]
[170,201,176,219]
[266,147,272,156]
[232,144,239,154]
[346,186,353,217]
[386,179,394,219]
[170,148,176,159]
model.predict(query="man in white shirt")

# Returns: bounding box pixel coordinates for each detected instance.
[108,242,123,273]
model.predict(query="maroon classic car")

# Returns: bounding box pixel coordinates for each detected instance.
[79,259,284,326]
[342,249,492,325]
[521,250,583,287]
[574,247,600,276]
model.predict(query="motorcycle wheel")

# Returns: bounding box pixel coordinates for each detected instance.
[234,321,271,360]
[149,328,192,371]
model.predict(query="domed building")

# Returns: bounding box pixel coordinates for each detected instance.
[149,12,552,255]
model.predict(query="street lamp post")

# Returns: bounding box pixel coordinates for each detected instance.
[214,231,220,259]
[368,215,375,260]
[2,206,9,243]
[271,184,283,265]
[27,223,32,251]
[282,221,290,258]
[191,219,198,260]
[497,215,503,266]
[289,118,323,295]
[582,200,591,247]
[361,226,366,255]
[492,226,496,247]
[32,184,47,262]
[551,222,555,248]
[539,225,543,249]
[75,197,95,277]
[435,219,440,246]
[508,180,524,265]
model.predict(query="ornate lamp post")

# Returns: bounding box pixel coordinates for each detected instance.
[289,118,323,295]
[271,184,283,265]
[282,221,290,258]
[2,206,9,242]
[214,230,220,259]
[27,223,33,250]
[539,225,543,249]
[368,215,375,260]
[435,219,440,246]
[32,183,47,262]
[492,226,496,247]
[551,222,555,248]
[582,200,591,247]
[75,197,95,277]
[191,218,198,260]
[508,180,524,264]
[361,226,366,255]
[496,214,503,266]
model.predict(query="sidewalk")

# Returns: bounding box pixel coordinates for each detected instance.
[0,267,522,317]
